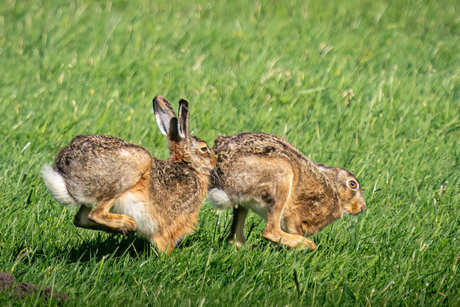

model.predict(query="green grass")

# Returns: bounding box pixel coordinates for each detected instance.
[1,0,460,305]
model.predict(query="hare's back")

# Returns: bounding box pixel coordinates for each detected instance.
[54,135,152,203]
[214,132,304,160]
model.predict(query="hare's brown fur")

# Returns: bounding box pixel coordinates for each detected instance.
[208,132,366,250]
[43,96,215,252]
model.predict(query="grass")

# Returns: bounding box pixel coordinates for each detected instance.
[1,0,460,305]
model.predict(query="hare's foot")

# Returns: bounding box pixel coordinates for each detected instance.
[227,207,248,248]
[87,199,138,236]
[228,236,245,248]
[75,205,136,236]
[74,205,114,233]
[263,231,316,250]
[151,234,176,253]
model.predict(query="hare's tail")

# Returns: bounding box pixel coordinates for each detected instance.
[208,188,233,210]
[41,164,77,206]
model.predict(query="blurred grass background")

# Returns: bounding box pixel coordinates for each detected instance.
[0,0,460,305]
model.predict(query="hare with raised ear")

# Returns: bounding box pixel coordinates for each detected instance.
[41,96,216,252]
[208,132,366,250]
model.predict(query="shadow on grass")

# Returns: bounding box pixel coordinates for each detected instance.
[10,233,154,266]
[10,230,210,271]
[66,230,209,262]
[65,234,153,263]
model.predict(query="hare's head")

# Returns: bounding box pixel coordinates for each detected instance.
[333,168,366,215]
[153,96,216,173]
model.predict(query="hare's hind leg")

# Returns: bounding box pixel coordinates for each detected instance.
[87,198,138,236]
[228,207,249,247]
[74,205,135,235]
[74,205,115,233]
[74,202,137,236]
[262,175,316,251]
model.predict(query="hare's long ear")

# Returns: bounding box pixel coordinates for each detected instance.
[178,99,189,139]
[153,96,177,137]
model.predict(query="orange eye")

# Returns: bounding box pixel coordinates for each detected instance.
[348,180,358,189]
[197,141,208,153]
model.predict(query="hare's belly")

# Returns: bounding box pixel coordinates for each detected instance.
[111,192,157,239]
[208,188,268,220]
[237,196,268,221]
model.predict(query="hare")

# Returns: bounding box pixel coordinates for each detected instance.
[42,96,216,252]
[208,132,366,250]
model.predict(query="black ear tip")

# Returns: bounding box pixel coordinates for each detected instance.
[179,99,189,107]
[153,95,168,104]
[152,95,160,108]
[153,95,174,113]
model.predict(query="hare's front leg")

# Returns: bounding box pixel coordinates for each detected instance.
[228,207,249,247]
[84,198,137,236]
[262,177,316,251]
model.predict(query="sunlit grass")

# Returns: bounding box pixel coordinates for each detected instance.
[1,0,460,305]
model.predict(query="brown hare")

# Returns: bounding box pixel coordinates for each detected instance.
[42,96,216,252]
[208,132,366,250]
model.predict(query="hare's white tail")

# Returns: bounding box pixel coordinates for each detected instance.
[41,164,76,206]
[208,188,233,210]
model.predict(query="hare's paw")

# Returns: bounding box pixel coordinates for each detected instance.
[286,237,316,250]
[264,231,316,250]
[88,210,138,236]
[299,238,316,251]
[228,234,246,248]
[117,215,138,237]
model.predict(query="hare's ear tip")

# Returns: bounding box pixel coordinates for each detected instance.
[153,95,167,102]
[179,98,189,105]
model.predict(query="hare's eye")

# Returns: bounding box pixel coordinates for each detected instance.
[348,180,358,190]
[197,141,208,153]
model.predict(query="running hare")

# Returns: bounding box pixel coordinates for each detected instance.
[42,96,216,252]
[208,132,366,250]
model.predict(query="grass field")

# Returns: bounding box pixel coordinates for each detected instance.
[1,0,460,305]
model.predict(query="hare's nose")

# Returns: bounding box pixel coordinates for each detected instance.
[360,205,366,213]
